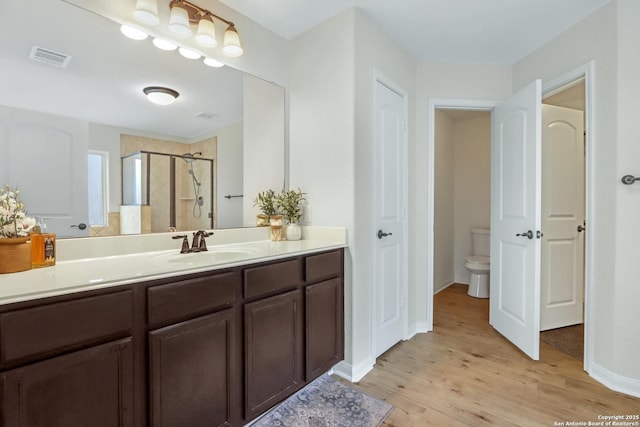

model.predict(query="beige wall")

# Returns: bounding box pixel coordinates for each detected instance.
[433,110,455,291]
[452,113,491,284]
[433,111,491,292]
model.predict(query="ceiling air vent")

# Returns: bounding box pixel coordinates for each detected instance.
[29,46,72,68]
[196,112,219,119]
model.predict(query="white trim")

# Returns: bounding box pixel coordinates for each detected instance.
[590,362,640,398]
[371,69,410,360]
[426,98,497,332]
[331,359,375,383]
[88,149,110,227]
[541,61,595,375]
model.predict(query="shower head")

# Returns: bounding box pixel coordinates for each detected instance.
[181,152,203,163]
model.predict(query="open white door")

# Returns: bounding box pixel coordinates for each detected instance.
[373,77,407,358]
[490,80,542,360]
[540,105,585,331]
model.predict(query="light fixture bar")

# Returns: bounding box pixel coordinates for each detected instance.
[169,0,234,27]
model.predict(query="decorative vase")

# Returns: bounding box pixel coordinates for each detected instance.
[256,214,270,227]
[285,222,302,241]
[269,214,284,241]
[0,237,32,274]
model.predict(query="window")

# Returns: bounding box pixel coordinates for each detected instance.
[88,151,109,226]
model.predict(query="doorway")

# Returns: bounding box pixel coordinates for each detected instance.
[427,64,592,368]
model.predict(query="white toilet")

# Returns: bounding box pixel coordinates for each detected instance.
[465,228,490,298]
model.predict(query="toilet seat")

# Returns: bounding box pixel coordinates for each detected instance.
[465,255,489,265]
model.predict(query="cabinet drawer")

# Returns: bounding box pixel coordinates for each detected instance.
[0,290,133,366]
[305,250,343,282]
[243,259,302,299]
[147,272,238,327]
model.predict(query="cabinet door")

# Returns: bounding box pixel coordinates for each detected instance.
[0,338,133,427]
[305,278,344,381]
[149,309,237,427]
[244,289,303,420]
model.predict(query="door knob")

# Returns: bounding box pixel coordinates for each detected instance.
[516,230,534,240]
[70,223,87,230]
[577,225,586,232]
[377,229,393,239]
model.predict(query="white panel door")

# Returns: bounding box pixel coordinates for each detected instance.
[373,79,407,358]
[541,105,585,331]
[490,80,542,360]
[0,107,89,238]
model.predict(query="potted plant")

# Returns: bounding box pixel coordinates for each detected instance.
[0,185,36,273]
[277,188,305,241]
[253,189,278,227]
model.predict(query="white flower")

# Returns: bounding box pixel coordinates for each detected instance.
[0,185,36,238]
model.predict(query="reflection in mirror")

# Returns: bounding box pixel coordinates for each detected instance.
[121,151,214,234]
[0,0,285,238]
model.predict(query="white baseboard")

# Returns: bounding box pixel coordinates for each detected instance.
[408,322,429,337]
[589,362,640,398]
[332,358,375,383]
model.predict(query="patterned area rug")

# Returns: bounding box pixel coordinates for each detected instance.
[252,374,394,427]
[541,324,584,360]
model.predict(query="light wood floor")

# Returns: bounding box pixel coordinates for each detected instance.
[342,284,640,426]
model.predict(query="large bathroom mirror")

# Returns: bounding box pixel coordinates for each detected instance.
[0,0,285,238]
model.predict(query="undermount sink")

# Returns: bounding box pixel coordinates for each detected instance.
[152,246,264,266]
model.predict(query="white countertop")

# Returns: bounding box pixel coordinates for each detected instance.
[0,236,346,306]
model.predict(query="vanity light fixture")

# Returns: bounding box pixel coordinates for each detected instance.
[222,24,243,57]
[203,57,224,68]
[143,86,179,105]
[140,0,242,56]
[120,24,149,41]
[152,37,178,51]
[134,0,160,26]
[178,46,201,59]
[168,1,192,36]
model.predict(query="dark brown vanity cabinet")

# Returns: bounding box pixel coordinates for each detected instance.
[146,271,241,427]
[0,291,135,427]
[0,248,344,426]
[149,309,236,427]
[244,289,304,419]
[304,250,345,381]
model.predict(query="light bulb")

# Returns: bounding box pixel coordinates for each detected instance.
[203,57,224,68]
[153,38,178,51]
[120,25,148,41]
[178,47,202,59]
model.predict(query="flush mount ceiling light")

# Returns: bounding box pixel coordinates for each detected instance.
[143,86,179,105]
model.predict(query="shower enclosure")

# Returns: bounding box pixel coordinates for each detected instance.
[121,151,214,232]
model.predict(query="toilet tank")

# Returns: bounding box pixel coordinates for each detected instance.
[471,228,490,257]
